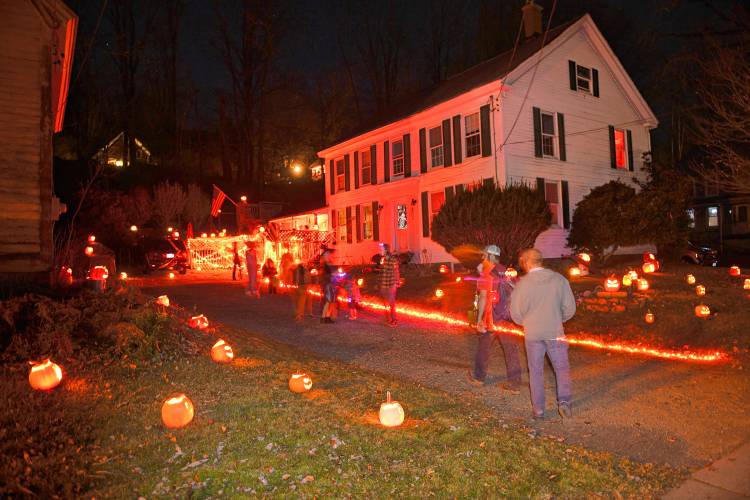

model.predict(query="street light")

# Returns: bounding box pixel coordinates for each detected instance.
[292,163,303,176]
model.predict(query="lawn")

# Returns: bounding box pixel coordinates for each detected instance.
[1,288,681,497]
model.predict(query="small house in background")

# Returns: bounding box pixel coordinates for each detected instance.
[0,0,77,274]
[94,131,155,167]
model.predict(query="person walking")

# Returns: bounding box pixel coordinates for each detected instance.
[378,243,400,327]
[291,259,310,322]
[231,241,243,281]
[262,258,278,294]
[467,246,523,394]
[244,241,260,298]
[510,248,576,420]
[475,246,497,333]
[319,247,336,323]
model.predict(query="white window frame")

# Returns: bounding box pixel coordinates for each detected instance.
[391,139,404,177]
[707,206,719,228]
[544,181,561,228]
[335,158,346,192]
[613,128,628,169]
[575,63,592,94]
[361,203,373,240]
[464,112,481,158]
[428,125,444,168]
[360,149,372,186]
[540,111,557,158]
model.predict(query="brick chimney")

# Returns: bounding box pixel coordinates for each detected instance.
[522,0,543,38]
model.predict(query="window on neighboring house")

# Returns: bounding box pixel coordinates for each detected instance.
[337,209,347,241]
[687,208,695,228]
[392,139,404,177]
[360,149,372,185]
[707,206,719,227]
[335,158,346,191]
[576,64,592,93]
[362,204,373,239]
[732,205,748,224]
[429,125,444,168]
[465,113,481,157]
[541,111,556,157]
[545,182,560,227]
[613,128,627,169]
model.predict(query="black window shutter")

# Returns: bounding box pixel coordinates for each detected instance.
[483,177,494,188]
[626,130,634,171]
[419,128,427,173]
[355,205,362,242]
[354,151,360,189]
[442,119,452,166]
[344,154,351,191]
[452,115,462,164]
[346,206,353,243]
[383,141,390,183]
[445,185,455,203]
[569,60,577,91]
[331,209,337,228]
[561,180,570,229]
[370,144,378,184]
[329,159,335,194]
[480,105,491,157]
[557,113,566,161]
[533,107,543,158]
[536,177,545,195]
[372,201,379,241]
[403,133,412,177]
[455,184,464,196]
[421,191,430,237]
[592,68,599,97]
[608,125,616,169]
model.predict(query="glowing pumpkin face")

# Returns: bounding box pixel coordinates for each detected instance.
[288,373,312,393]
[89,265,109,280]
[439,264,448,274]
[622,274,633,287]
[357,278,364,287]
[695,304,711,318]
[211,339,234,363]
[119,272,128,280]
[156,295,170,307]
[636,279,649,291]
[88,235,96,243]
[729,266,741,277]
[642,262,656,274]
[686,274,696,285]
[644,312,655,324]
[28,359,63,390]
[505,268,518,279]
[628,270,639,281]
[604,276,620,292]
[84,246,94,256]
[434,289,444,298]
[169,272,175,279]
[568,267,581,278]
[643,251,656,262]
[161,394,194,428]
[188,314,209,330]
[696,285,706,297]
[379,391,405,428]
[744,278,750,290]
[578,253,591,263]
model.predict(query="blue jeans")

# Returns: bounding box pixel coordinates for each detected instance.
[473,332,522,386]
[525,339,571,416]
[381,286,397,322]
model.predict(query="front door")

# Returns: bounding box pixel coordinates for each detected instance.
[393,200,409,252]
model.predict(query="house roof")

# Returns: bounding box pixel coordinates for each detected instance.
[325,17,579,151]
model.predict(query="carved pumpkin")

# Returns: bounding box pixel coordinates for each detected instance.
[628,270,639,281]
[434,288,444,298]
[84,246,94,256]
[695,304,711,318]
[88,234,96,243]
[644,312,655,324]
[310,268,319,276]
[578,252,591,263]
[505,267,518,278]
[156,295,170,307]
[642,262,656,274]
[288,373,312,393]
[379,391,405,428]
[696,285,706,297]
[636,278,649,291]
[169,272,175,279]
[729,266,741,277]
[357,278,364,287]
[622,274,633,287]
[568,267,581,278]
[119,272,128,280]
[439,264,448,274]
[161,394,194,428]
[744,278,750,290]
[211,339,234,363]
[686,274,696,285]
[604,276,620,292]
[643,251,656,262]
[28,359,63,390]
[130,225,138,232]
[188,314,209,330]
[89,265,109,280]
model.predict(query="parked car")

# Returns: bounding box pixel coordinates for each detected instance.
[138,237,189,274]
[681,241,719,266]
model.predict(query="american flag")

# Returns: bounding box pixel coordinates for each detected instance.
[210,185,227,217]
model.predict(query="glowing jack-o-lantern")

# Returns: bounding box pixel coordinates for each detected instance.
[288,373,312,393]
[310,268,319,276]
[455,276,462,283]
[211,339,234,363]
[28,359,63,390]
[84,246,94,256]
[439,264,448,274]
[694,304,711,318]
[578,252,591,263]
[644,312,655,324]
[642,262,656,274]
[356,278,364,287]
[156,295,170,307]
[628,270,639,281]
[743,278,750,290]
[119,272,128,280]
[622,274,633,287]
[686,274,696,285]
[568,267,581,278]
[130,225,138,232]
[643,251,656,262]
[729,266,741,277]
[168,272,175,279]
[188,314,209,330]
[161,394,194,428]
[505,267,518,279]
[88,234,96,243]
[636,278,649,292]
[379,391,405,428]
[696,285,706,297]
[604,276,620,292]
[434,288,444,298]
[89,265,109,280]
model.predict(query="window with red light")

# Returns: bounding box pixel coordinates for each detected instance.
[430,191,446,229]
[614,129,627,169]
[545,182,560,227]
[336,158,346,191]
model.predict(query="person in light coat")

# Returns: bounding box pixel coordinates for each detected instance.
[510,248,576,420]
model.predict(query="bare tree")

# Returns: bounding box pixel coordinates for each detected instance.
[152,181,187,229]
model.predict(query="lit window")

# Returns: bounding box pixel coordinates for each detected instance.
[336,159,346,191]
[541,112,556,157]
[360,150,371,185]
[576,64,592,93]
[429,125,443,168]
[707,206,719,227]
[545,182,560,227]
[614,129,627,169]
[362,204,373,239]
[392,140,404,176]
[337,209,347,241]
[430,191,445,221]
[465,113,480,157]
[687,208,695,228]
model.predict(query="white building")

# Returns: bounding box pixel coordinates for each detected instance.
[273,5,658,266]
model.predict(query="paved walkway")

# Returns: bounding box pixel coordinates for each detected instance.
[143,279,750,475]
[665,441,750,498]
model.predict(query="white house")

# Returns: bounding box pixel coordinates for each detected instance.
[274,4,658,265]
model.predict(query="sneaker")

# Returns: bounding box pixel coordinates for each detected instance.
[465,370,484,386]
[558,401,572,419]
[499,382,521,395]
